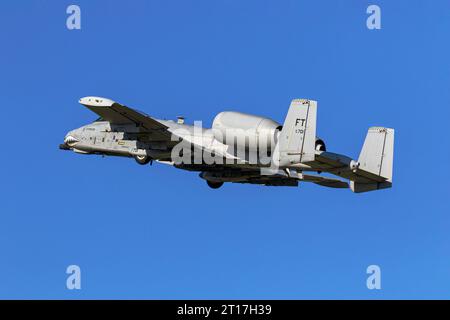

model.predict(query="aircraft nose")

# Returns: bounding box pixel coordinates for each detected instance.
[64,135,79,145]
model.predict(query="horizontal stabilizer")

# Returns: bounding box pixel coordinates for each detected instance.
[300,173,349,189]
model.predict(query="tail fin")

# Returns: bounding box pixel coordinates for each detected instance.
[275,99,317,167]
[350,127,395,193]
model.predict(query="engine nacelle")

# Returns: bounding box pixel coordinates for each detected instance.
[212,111,281,152]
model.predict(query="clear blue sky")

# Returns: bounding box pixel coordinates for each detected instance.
[0,0,449,299]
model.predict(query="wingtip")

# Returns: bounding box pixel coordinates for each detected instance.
[79,96,115,107]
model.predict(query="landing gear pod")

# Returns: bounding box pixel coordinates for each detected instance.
[134,155,152,165]
[206,181,224,189]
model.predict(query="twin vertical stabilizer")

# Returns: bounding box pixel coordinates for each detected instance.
[275,99,317,167]
[274,99,395,193]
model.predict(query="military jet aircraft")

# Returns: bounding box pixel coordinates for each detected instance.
[60,97,394,192]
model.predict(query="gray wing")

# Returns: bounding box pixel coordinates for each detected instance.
[79,96,171,141]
